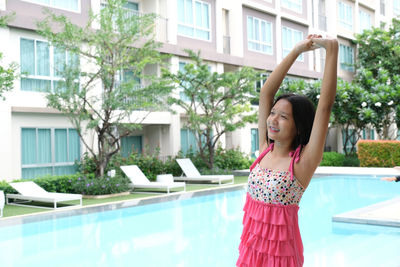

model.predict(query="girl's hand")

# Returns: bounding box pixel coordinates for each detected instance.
[381,176,396,182]
[311,37,338,51]
[294,34,321,54]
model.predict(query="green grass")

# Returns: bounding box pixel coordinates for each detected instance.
[2,176,248,218]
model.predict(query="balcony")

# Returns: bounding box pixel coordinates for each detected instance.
[100,4,169,43]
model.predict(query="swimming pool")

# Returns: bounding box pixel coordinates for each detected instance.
[0,175,399,267]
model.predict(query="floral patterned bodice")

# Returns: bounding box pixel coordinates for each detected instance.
[247,163,305,205]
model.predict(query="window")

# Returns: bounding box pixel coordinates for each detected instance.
[359,10,372,33]
[178,62,191,102]
[121,136,142,157]
[380,0,385,16]
[282,26,304,61]
[338,2,353,30]
[362,129,375,140]
[23,0,79,12]
[252,73,268,105]
[177,0,211,41]
[100,1,139,20]
[339,44,354,71]
[281,0,302,13]
[394,0,400,15]
[247,16,273,54]
[342,129,357,154]
[181,129,199,155]
[21,128,80,179]
[255,73,268,91]
[251,129,259,158]
[20,38,79,92]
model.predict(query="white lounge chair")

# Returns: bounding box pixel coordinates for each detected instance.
[120,165,186,194]
[0,190,4,217]
[6,181,82,209]
[175,158,234,185]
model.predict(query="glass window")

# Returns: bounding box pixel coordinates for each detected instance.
[178,0,211,41]
[251,128,259,158]
[362,129,375,140]
[339,44,354,71]
[20,38,79,92]
[23,0,79,12]
[395,0,400,15]
[178,62,191,102]
[342,129,357,154]
[359,10,372,33]
[282,26,304,61]
[338,2,353,30]
[21,128,80,179]
[247,16,273,55]
[180,129,199,155]
[121,136,142,157]
[281,0,302,13]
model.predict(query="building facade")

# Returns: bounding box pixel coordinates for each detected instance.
[0,0,398,181]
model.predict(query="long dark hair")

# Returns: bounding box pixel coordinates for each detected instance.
[268,93,316,150]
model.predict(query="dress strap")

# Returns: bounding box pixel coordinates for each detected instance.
[289,145,302,181]
[249,143,274,171]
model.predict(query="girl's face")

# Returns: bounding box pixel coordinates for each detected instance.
[267,99,297,145]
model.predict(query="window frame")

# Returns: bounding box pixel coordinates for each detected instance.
[359,10,372,33]
[250,128,259,158]
[339,43,354,72]
[394,0,400,15]
[177,0,212,41]
[247,16,273,55]
[21,127,81,179]
[282,26,304,62]
[20,37,79,93]
[338,2,353,30]
[281,0,303,13]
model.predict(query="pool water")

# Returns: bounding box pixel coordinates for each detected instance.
[0,176,399,267]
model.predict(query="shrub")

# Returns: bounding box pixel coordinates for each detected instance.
[71,174,130,195]
[343,155,360,167]
[320,152,345,166]
[214,147,252,170]
[357,140,400,167]
[0,180,16,194]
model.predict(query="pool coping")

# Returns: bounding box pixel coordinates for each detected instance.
[0,183,246,228]
[1,166,399,228]
[332,197,400,228]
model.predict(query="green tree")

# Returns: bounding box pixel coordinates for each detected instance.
[36,0,171,177]
[278,78,371,155]
[356,68,400,139]
[0,13,18,100]
[163,50,258,169]
[355,19,400,139]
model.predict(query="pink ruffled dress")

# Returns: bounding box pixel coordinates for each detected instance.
[237,143,305,267]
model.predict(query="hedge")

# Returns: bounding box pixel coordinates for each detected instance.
[357,140,400,167]
[320,152,345,166]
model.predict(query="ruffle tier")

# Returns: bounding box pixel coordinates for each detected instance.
[237,193,303,267]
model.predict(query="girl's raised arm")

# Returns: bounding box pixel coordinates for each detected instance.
[258,35,319,150]
[297,38,338,185]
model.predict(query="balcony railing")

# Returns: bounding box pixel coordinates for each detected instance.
[100,4,169,43]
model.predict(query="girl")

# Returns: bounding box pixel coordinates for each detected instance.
[237,35,338,267]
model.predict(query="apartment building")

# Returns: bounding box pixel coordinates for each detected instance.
[0,0,397,181]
